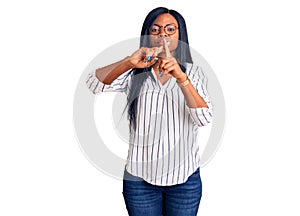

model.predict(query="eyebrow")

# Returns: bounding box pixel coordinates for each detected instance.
[153,23,176,27]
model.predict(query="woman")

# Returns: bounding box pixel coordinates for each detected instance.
[86,7,213,216]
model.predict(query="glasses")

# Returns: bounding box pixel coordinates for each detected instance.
[149,24,178,35]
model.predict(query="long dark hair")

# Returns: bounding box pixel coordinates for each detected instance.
[127,7,193,131]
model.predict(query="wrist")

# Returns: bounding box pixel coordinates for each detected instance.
[176,73,190,87]
[122,56,134,69]
[176,73,188,83]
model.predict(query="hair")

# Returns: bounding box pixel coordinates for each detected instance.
[126,7,193,131]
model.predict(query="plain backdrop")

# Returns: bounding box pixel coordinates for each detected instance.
[1,0,299,215]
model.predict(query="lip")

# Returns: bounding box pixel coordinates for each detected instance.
[157,40,164,46]
[156,39,169,46]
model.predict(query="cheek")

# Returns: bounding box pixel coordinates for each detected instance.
[150,35,157,47]
[170,33,179,50]
[170,39,179,51]
[150,39,155,47]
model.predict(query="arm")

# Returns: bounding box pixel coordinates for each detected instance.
[159,59,208,108]
[96,46,163,85]
[86,57,133,94]
[176,73,208,108]
[179,68,213,126]
[158,41,208,109]
[95,56,133,85]
[159,60,213,126]
[86,46,163,94]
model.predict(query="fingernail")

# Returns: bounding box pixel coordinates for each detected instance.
[147,56,153,61]
[158,70,164,77]
[154,58,158,62]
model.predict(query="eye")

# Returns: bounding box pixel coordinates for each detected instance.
[150,26,160,34]
[166,27,176,32]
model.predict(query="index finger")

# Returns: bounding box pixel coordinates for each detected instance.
[163,37,171,58]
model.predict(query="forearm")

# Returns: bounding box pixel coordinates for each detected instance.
[96,56,133,85]
[177,76,208,108]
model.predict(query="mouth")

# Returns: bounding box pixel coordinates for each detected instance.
[156,38,170,46]
[157,40,164,46]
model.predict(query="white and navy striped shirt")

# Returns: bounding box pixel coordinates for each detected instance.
[86,63,213,186]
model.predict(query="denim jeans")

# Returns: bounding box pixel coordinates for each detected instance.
[122,168,202,216]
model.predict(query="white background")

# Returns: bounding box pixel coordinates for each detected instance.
[1,0,299,215]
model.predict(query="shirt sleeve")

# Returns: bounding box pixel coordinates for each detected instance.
[86,69,132,94]
[185,65,213,127]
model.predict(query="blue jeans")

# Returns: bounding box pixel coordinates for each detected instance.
[123,168,202,216]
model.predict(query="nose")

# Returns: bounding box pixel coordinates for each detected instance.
[158,27,168,38]
[159,33,167,38]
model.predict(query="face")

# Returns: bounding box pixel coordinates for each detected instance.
[149,13,179,56]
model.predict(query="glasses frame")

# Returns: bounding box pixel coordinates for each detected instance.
[149,24,178,35]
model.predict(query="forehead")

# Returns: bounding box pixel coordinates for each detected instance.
[154,13,178,26]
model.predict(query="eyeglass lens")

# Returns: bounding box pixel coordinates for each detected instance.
[150,24,177,35]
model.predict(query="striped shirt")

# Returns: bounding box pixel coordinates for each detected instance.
[86,62,213,186]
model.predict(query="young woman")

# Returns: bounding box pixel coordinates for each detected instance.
[86,7,213,216]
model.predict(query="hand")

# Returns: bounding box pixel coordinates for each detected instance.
[128,47,163,69]
[158,57,187,82]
